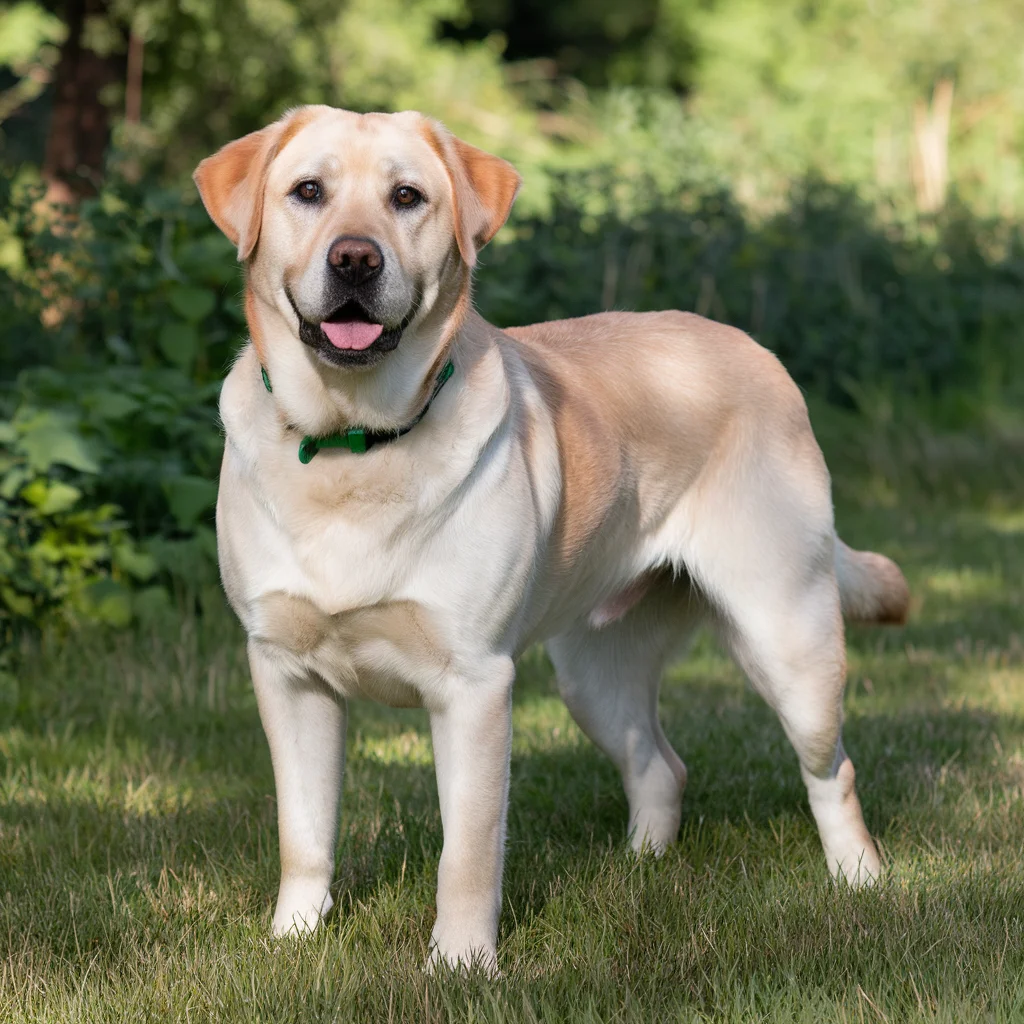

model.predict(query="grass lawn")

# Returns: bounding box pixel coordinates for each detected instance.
[2,407,1023,1022]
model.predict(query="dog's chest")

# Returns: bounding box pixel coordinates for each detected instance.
[248,589,451,707]
[221,459,449,702]
[218,402,539,705]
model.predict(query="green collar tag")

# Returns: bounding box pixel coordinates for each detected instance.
[298,428,368,463]
[260,359,455,463]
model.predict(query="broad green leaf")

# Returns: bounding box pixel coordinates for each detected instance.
[113,543,157,581]
[19,478,48,508]
[1,466,32,499]
[84,390,141,421]
[80,579,133,627]
[0,586,34,618]
[146,531,218,585]
[167,286,217,323]
[162,474,218,531]
[31,533,92,565]
[0,421,16,445]
[27,535,60,564]
[19,417,100,474]
[158,321,200,374]
[21,479,81,515]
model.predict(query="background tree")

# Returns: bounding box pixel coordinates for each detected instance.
[2,0,1023,216]
[0,0,1021,647]
[41,0,126,201]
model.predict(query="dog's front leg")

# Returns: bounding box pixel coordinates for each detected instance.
[249,641,348,937]
[428,658,515,972]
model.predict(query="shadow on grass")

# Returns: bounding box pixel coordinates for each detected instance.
[3,494,1022,974]
[4,676,1023,968]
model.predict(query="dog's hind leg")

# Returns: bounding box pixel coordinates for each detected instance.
[681,449,881,885]
[546,581,698,853]
[712,566,880,885]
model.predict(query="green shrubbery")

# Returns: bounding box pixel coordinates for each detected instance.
[0,405,156,687]
[0,174,245,378]
[1,175,234,649]
[482,175,1024,405]
[1,165,1022,648]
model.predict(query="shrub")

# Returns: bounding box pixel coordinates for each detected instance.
[13,364,223,543]
[0,406,158,687]
[0,174,244,383]
[478,174,1024,407]
[1,165,1021,653]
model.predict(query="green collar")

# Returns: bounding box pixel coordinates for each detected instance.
[261,360,455,464]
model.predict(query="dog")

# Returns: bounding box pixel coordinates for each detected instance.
[193,105,909,971]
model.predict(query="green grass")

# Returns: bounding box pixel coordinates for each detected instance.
[2,408,1024,1022]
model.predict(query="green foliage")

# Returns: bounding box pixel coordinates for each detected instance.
[482,174,1024,406]
[5,0,1024,217]
[0,362,222,669]
[1,161,1021,662]
[451,0,1024,216]
[0,172,229,647]
[93,0,541,182]
[0,0,1021,656]
[681,0,1024,213]
[0,407,158,684]
[0,172,244,380]
[13,363,222,544]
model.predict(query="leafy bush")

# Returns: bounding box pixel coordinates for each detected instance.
[1,164,1022,654]
[0,174,233,654]
[0,173,244,382]
[14,365,223,543]
[0,407,159,685]
[479,174,1024,407]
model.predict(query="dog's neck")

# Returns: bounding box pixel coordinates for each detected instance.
[246,275,472,438]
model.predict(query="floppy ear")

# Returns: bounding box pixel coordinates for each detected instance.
[193,116,292,260]
[425,121,521,267]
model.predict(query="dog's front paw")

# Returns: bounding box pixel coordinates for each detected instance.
[272,881,334,937]
[829,844,882,889]
[426,932,499,978]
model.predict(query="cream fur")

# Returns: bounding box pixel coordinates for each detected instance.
[195,106,910,972]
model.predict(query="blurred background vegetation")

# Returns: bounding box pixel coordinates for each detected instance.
[0,0,1022,678]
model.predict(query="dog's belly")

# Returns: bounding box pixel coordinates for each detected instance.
[249,590,454,708]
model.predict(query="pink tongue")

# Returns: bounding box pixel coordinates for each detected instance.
[320,320,384,350]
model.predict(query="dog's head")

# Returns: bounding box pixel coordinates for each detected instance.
[194,106,520,372]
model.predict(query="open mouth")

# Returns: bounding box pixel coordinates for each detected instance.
[288,290,420,369]
[320,301,383,352]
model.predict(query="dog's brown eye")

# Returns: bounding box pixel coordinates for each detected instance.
[294,181,321,202]
[393,186,423,208]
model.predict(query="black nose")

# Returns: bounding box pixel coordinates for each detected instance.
[327,236,383,286]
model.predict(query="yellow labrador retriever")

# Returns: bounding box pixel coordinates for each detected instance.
[194,105,908,970]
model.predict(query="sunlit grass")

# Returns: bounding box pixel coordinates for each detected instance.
[2,419,1023,1021]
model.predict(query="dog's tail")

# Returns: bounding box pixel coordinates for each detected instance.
[834,537,910,625]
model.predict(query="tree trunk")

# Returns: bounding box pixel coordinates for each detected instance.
[42,0,126,203]
[124,27,144,124]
